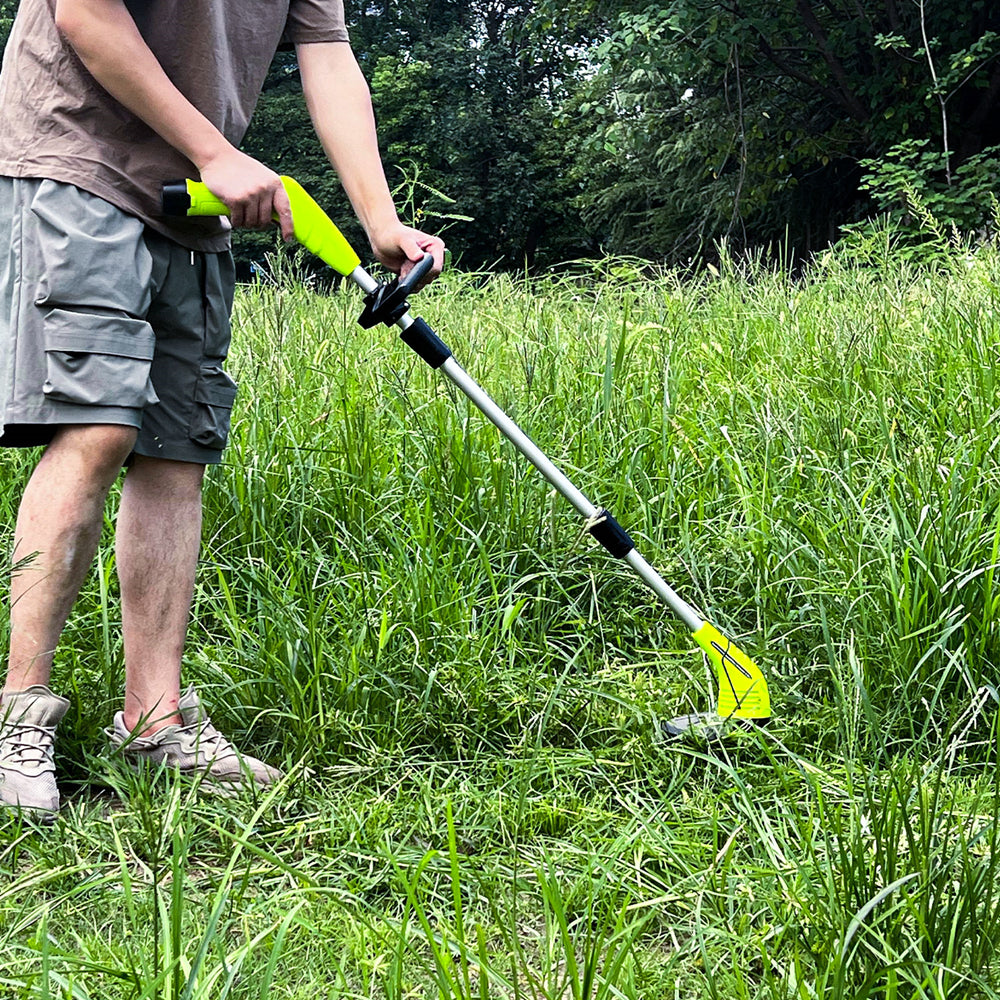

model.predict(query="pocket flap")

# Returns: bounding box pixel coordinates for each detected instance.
[44,308,156,361]
[194,367,238,409]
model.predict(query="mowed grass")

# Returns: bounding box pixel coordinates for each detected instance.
[3,236,1000,998]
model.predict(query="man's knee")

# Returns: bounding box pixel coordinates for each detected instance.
[45,424,138,480]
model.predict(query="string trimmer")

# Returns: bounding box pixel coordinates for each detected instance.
[162,177,772,735]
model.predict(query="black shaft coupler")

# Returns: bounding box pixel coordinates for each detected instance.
[359,278,410,328]
[588,508,635,559]
[400,318,452,369]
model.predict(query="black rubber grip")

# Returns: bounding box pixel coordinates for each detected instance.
[400,317,452,369]
[588,508,635,558]
[161,180,191,216]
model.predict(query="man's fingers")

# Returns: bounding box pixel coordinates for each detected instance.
[398,234,424,267]
[272,187,294,241]
[209,179,288,232]
[224,184,293,234]
[198,149,293,232]
[400,235,446,289]
[229,201,247,229]
[426,236,446,274]
[258,192,275,229]
[372,224,446,288]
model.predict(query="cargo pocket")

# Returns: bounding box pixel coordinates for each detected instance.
[188,365,237,449]
[42,308,159,408]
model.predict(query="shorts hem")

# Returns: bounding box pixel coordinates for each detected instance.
[131,439,226,466]
[0,413,141,448]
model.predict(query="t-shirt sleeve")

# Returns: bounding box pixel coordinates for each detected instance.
[285,0,350,44]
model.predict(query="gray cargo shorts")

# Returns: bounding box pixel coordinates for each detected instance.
[0,177,237,464]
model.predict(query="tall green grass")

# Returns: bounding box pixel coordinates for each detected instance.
[3,237,1000,997]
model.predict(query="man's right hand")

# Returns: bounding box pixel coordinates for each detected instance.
[196,149,295,241]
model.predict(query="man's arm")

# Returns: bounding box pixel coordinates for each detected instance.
[53,0,294,237]
[297,41,445,283]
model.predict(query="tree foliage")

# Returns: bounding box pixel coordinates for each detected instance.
[2,0,999,267]
[0,0,16,51]
[559,0,1000,261]
[235,0,598,270]
[346,0,595,267]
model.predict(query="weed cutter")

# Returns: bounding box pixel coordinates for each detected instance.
[162,177,772,733]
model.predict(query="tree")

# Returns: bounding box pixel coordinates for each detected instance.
[1,1,16,52]
[347,0,596,268]
[562,0,1000,261]
[237,0,598,270]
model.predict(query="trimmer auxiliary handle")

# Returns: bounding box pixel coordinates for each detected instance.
[162,177,771,724]
[358,254,435,328]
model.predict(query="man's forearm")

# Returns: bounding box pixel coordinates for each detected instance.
[53,0,293,232]
[54,0,228,170]
[297,42,401,242]
[298,41,446,279]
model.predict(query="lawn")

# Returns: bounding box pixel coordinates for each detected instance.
[2,231,1000,998]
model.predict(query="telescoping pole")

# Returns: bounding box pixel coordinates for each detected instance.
[161,178,771,726]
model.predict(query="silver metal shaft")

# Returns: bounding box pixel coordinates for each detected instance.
[625,551,703,631]
[440,356,703,631]
[350,265,379,294]
[440,356,597,519]
[349,267,707,634]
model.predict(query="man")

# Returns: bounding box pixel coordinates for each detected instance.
[0,0,445,817]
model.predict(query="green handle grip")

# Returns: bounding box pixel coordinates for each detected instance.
[161,176,362,277]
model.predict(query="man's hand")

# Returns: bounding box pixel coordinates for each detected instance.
[369,222,446,290]
[196,149,294,241]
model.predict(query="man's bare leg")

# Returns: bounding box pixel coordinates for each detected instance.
[116,455,205,735]
[4,424,137,695]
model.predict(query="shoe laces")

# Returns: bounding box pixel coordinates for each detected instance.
[0,723,56,771]
[178,717,234,758]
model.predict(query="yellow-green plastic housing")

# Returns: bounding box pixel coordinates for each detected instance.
[182,176,361,276]
[692,621,771,720]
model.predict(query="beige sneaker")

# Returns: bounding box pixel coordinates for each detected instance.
[0,685,70,817]
[106,685,282,793]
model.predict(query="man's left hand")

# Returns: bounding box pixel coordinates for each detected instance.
[370,223,446,291]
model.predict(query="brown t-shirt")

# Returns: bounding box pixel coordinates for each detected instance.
[0,0,349,250]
